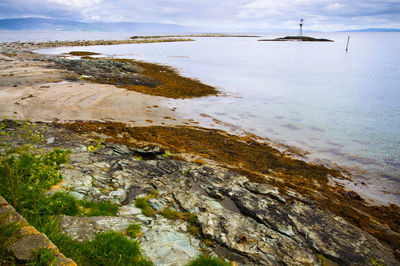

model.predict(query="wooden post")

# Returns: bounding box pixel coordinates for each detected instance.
[346,35,350,52]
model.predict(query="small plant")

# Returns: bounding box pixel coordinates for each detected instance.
[188,226,199,236]
[126,223,142,238]
[135,197,148,209]
[28,248,58,266]
[204,239,215,247]
[163,151,173,158]
[186,255,231,266]
[149,190,159,199]
[135,197,155,217]
[38,191,79,216]
[160,208,182,220]
[316,254,327,266]
[82,231,152,266]
[369,257,385,266]
[141,207,155,217]
[78,199,118,217]
[87,138,104,153]
[0,146,70,215]
[183,213,198,225]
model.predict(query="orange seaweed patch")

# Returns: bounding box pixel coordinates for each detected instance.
[119,59,218,98]
[68,51,101,56]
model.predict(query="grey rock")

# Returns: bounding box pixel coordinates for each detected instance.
[60,216,136,241]
[34,126,397,265]
[60,169,92,193]
[109,188,127,203]
[10,234,52,261]
[174,191,318,265]
[288,201,398,265]
[73,145,88,153]
[141,228,201,266]
[118,204,142,217]
[70,191,85,200]
[112,144,130,155]
[51,58,161,88]
[230,187,295,237]
[134,145,164,155]
[136,214,154,224]
[243,182,286,203]
[148,199,165,211]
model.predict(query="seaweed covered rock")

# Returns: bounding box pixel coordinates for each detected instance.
[50,58,161,87]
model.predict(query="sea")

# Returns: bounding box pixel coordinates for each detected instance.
[1,31,399,204]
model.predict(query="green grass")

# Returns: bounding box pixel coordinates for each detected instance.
[0,146,70,217]
[160,208,183,220]
[37,191,118,217]
[28,248,58,266]
[369,257,385,266]
[149,190,159,198]
[33,217,152,265]
[126,223,142,238]
[187,226,199,236]
[82,231,152,266]
[0,120,151,265]
[183,213,198,225]
[135,197,155,217]
[186,255,231,266]
[78,198,118,216]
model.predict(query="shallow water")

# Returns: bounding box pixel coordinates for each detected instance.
[17,31,400,204]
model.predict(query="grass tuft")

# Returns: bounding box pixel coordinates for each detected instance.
[135,197,155,217]
[186,255,231,266]
[0,120,150,265]
[28,248,58,266]
[126,223,142,238]
[160,208,183,220]
[82,231,152,266]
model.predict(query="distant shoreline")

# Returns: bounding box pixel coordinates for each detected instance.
[258,35,334,42]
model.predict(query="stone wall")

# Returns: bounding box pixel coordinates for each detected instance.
[0,196,76,265]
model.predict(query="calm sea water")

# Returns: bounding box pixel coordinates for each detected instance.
[3,31,399,204]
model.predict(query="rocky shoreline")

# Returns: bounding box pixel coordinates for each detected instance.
[0,40,399,265]
[1,120,398,265]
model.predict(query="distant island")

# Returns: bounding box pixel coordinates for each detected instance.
[0,17,187,32]
[0,17,399,33]
[259,36,333,42]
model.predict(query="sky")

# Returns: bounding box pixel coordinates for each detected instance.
[0,0,399,31]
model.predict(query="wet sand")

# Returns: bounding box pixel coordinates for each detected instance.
[0,52,187,126]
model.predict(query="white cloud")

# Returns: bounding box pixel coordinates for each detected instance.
[0,0,399,30]
[47,0,101,9]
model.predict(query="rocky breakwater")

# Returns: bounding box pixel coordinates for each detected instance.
[0,38,194,51]
[13,121,398,265]
[46,53,219,99]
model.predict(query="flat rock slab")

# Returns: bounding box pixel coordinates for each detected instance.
[141,228,201,265]
[10,234,54,261]
[60,216,137,241]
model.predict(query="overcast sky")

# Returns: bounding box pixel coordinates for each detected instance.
[1,0,399,31]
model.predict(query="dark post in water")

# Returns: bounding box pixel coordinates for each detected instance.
[346,35,350,52]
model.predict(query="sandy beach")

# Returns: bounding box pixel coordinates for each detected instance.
[0,52,191,126]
